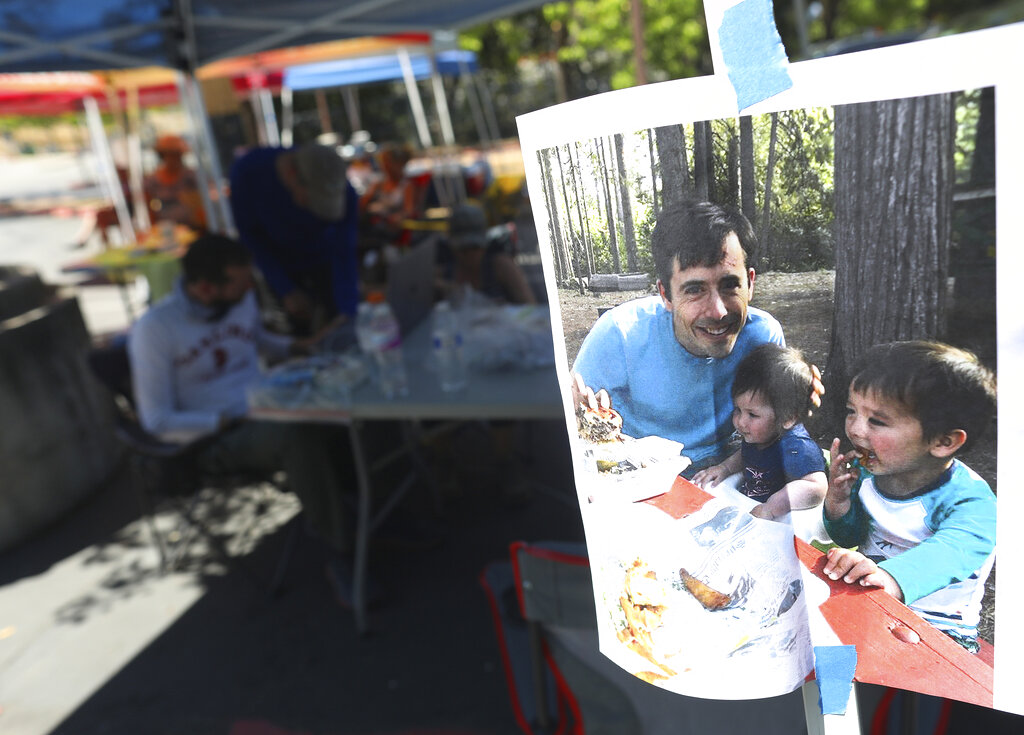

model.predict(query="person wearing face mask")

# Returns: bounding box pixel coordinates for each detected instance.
[230,142,359,334]
[128,234,354,557]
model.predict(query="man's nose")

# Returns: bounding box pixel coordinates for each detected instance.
[704,291,729,320]
[846,414,865,441]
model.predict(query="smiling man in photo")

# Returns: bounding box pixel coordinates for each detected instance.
[572,200,786,474]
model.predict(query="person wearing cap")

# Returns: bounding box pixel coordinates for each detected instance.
[439,202,536,306]
[144,134,206,231]
[229,142,360,334]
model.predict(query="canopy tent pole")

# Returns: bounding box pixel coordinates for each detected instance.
[176,71,235,235]
[314,89,334,135]
[176,72,221,233]
[82,95,135,247]
[280,85,294,148]
[248,90,269,145]
[123,84,151,232]
[173,0,233,235]
[341,86,361,132]
[428,51,465,206]
[457,57,490,147]
[474,73,502,143]
[397,47,434,151]
[258,87,281,147]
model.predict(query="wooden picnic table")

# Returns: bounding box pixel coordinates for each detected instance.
[647,476,994,709]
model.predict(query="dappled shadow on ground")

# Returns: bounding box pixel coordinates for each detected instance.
[34,419,583,735]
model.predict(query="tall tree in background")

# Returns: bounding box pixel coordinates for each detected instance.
[825,93,955,429]
[614,132,640,271]
[725,120,740,209]
[759,113,780,268]
[597,136,622,272]
[647,130,659,216]
[739,116,756,227]
[655,124,689,208]
[539,149,566,283]
[570,141,596,274]
[556,145,585,293]
[692,120,713,200]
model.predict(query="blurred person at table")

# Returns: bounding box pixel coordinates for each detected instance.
[437,202,535,306]
[230,142,359,335]
[358,142,422,245]
[69,165,132,250]
[433,202,537,506]
[144,134,206,232]
[571,200,822,477]
[129,233,362,601]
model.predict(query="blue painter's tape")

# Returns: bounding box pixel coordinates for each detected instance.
[719,0,794,110]
[813,645,858,715]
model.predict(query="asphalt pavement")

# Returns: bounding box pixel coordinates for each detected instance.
[0,419,583,735]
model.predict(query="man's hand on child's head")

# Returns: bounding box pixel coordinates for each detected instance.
[823,547,904,602]
[808,364,824,414]
[824,438,858,520]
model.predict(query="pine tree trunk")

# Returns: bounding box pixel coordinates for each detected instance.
[655,124,687,209]
[575,142,597,275]
[726,120,739,209]
[739,116,756,227]
[557,145,585,294]
[825,93,955,430]
[760,113,779,269]
[614,132,639,272]
[692,120,711,201]
[598,136,622,273]
[648,129,659,216]
[539,149,565,282]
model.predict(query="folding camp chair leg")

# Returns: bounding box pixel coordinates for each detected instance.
[528,621,553,733]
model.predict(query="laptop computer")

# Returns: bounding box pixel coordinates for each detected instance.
[386,235,437,336]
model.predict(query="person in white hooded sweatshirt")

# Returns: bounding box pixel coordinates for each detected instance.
[129,233,353,559]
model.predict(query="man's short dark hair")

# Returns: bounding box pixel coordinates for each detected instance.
[652,201,756,288]
[849,341,997,453]
[182,234,252,284]
[732,343,816,426]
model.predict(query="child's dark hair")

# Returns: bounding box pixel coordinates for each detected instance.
[849,341,996,452]
[732,344,816,426]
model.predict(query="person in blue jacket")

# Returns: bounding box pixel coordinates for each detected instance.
[822,341,997,652]
[230,142,359,334]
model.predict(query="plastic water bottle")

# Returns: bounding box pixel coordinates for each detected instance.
[354,301,376,382]
[368,302,408,399]
[431,301,467,392]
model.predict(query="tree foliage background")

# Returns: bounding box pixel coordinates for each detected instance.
[535,88,987,287]
[459,0,1017,139]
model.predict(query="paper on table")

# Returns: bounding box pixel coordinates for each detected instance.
[585,499,815,700]
[581,435,692,504]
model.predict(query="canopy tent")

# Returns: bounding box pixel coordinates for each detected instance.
[283,48,478,90]
[283,48,496,151]
[0,1,541,73]
[0,0,544,234]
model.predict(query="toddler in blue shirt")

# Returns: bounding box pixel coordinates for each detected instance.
[693,343,827,521]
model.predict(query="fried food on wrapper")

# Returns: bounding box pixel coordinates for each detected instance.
[617,560,678,678]
[679,568,732,611]
[576,403,623,444]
